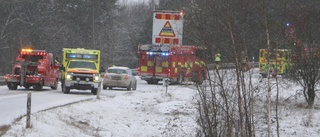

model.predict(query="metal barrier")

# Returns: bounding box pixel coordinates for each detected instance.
[0,76,5,85]
[207,62,259,70]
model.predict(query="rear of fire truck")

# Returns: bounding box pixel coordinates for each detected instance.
[60,48,101,95]
[5,48,59,90]
[138,44,208,84]
[259,49,292,78]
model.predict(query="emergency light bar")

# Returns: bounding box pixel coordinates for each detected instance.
[146,52,169,56]
[66,53,98,59]
[20,49,47,56]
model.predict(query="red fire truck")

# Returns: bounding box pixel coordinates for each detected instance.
[4,48,59,90]
[138,44,208,84]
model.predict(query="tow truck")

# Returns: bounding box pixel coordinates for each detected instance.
[4,48,59,90]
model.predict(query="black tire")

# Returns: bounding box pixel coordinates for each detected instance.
[91,88,98,95]
[34,81,43,91]
[62,84,70,94]
[133,81,137,90]
[127,82,132,91]
[153,80,159,84]
[146,80,152,84]
[8,83,18,90]
[24,85,31,90]
[198,71,204,85]
[108,87,113,90]
[177,72,184,84]
[103,85,107,90]
[51,79,58,90]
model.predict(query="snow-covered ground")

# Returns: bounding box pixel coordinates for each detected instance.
[1,69,320,136]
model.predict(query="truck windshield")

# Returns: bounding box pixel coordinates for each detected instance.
[68,61,96,69]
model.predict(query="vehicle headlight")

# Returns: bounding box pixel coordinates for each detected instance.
[94,76,99,81]
[66,73,72,80]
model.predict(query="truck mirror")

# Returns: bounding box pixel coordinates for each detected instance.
[100,67,105,73]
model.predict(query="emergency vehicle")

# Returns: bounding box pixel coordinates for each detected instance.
[4,48,59,90]
[138,44,208,84]
[59,48,101,95]
[259,49,292,78]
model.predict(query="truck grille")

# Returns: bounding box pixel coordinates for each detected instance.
[71,73,94,82]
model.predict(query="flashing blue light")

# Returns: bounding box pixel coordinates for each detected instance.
[68,54,76,58]
[161,52,169,56]
[83,55,91,59]
[286,22,290,27]
[147,52,153,55]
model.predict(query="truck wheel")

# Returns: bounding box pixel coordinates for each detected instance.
[8,83,18,90]
[62,84,70,94]
[34,81,43,91]
[154,80,159,84]
[127,82,132,91]
[24,85,31,90]
[91,88,98,95]
[51,80,58,90]
[146,80,152,84]
[178,72,184,84]
[34,84,43,91]
[197,71,204,85]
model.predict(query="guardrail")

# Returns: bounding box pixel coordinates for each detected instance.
[0,76,5,85]
[207,62,259,70]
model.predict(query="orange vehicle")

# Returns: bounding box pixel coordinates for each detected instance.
[138,44,208,84]
[4,48,59,90]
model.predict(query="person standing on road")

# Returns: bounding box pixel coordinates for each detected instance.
[214,52,221,69]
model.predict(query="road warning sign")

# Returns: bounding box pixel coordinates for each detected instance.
[159,21,175,37]
[152,10,184,45]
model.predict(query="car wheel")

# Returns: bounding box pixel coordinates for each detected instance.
[133,81,137,90]
[127,82,132,91]
[108,87,113,90]
[103,85,107,90]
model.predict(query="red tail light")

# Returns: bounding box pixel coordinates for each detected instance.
[124,75,129,79]
[104,74,109,78]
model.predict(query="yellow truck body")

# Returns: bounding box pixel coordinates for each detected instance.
[60,48,101,95]
[259,49,292,78]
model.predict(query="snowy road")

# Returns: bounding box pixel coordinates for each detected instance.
[0,77,170,126]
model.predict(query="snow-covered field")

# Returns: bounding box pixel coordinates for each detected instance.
[1,69,320,137]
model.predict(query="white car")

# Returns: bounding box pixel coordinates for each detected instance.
[103,66,137,90]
